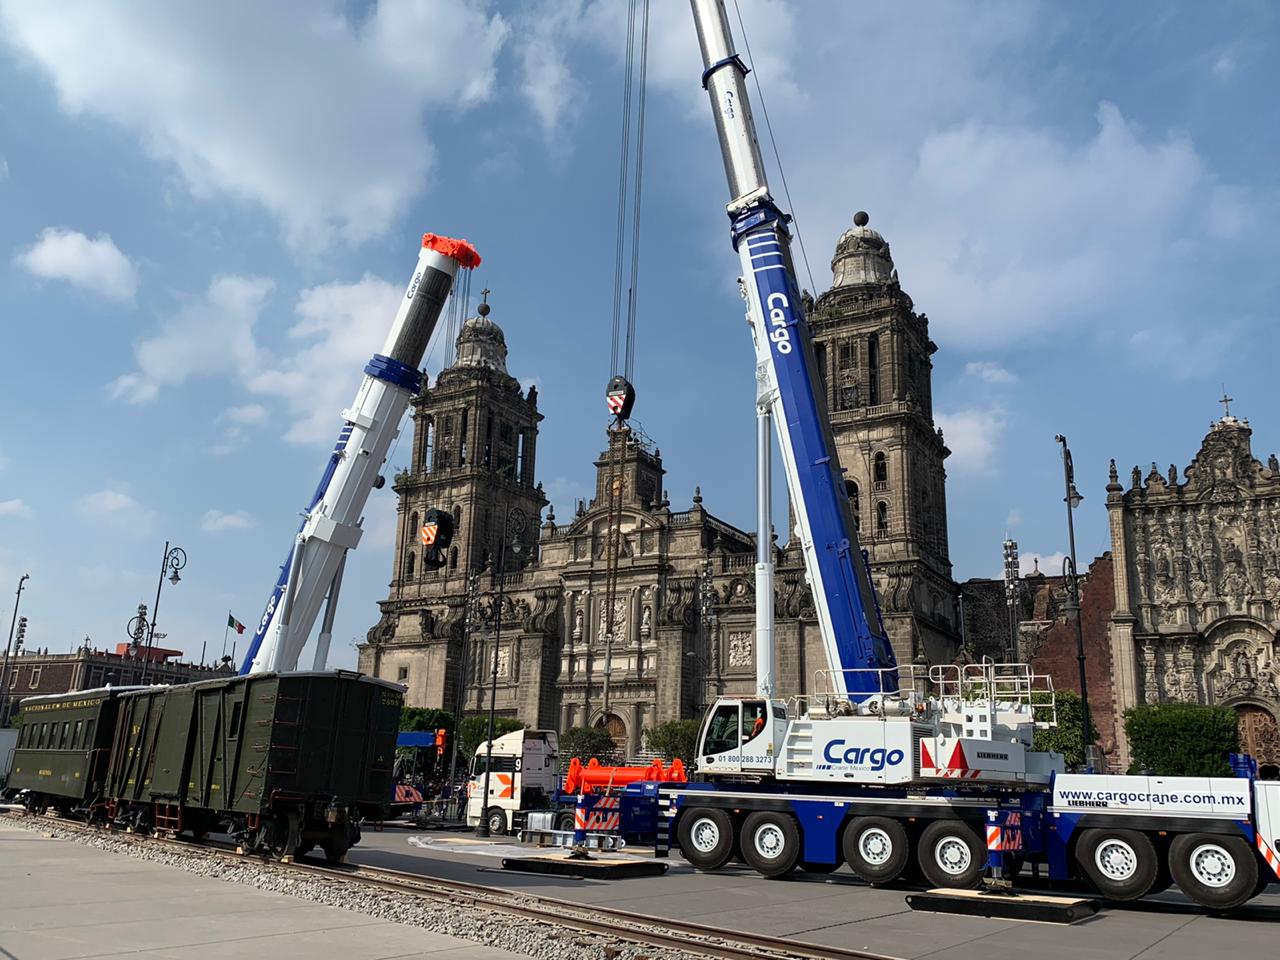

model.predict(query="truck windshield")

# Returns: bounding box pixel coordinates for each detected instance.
[470,754,518,776]
[703,703,740,756]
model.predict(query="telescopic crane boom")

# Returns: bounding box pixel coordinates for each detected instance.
[689,0,893,701]
[240,234,480,676]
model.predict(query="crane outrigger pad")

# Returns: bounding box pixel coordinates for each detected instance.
[501,856,668,880]
[905,888,1100,924]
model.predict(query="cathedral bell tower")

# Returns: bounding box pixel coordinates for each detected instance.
[806,212,960,664]
[392,296,546,600]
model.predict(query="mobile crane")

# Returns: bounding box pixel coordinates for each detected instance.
[241,234,478,676]
[661,0,1280,911]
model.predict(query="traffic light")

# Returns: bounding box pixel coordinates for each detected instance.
[435,728,447,757]
[419,508,454,570]
[14,616,27,651]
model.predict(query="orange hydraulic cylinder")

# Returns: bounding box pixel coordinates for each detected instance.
[563,756,688,795]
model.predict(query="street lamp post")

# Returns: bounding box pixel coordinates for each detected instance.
[446,566,480,820]
[140,542,186,684]
[1,573,30,726]
[476,507,525,838]
[1055,435,1093,769]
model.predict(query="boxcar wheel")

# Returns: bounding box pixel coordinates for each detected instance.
[1169,833,1258,911]
[322,826,351,863]
[1075,828,1158,901]
[555,811,575,833]
[918,820,985,889]
[843,816,909,884]
[676,807,735,871]
[741,811,802,879]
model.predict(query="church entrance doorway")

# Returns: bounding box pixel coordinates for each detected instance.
[595,713,627,755]
[1236,703,1280,768]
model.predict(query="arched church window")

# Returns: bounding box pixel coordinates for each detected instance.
[867,334,880,406]
[452,505,462,528]
[846,479,861,531]
[876,501,890,536]
[873,452,888,487]
[421,417,433,474]
[449,546,458,570]
[404,551,416,579]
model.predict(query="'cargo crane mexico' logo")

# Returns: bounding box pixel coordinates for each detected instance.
[818,739,906,772]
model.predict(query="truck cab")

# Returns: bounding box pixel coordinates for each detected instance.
[465,728,559,835]
[696,697,787,776]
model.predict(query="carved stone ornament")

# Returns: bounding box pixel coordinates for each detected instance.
[573,608,584,639]
[640,605,652,638]
[598,598,628,644]
[727,631,752,668]
[496,645,511,678]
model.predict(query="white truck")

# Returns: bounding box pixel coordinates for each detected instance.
[465,729,563,836]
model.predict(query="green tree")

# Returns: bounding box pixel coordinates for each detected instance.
[559,726,618,763]
[399,706,454,734]
[1124,702,1239,776]
[644,719,700,765]
[458,715,525,758]
[1033,691,1098,770]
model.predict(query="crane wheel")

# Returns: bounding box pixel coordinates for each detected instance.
[843,816,909,884]
[677,807,735,871]
[741,811,801,879]
[1168,833,1258,910]
[1074,828,1158,901]
[918,819,985,889]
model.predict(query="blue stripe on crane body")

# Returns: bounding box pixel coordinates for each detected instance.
[734,208,896,697]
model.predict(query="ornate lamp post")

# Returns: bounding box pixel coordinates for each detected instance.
[1,573,30,725]
[446,565,480,820]
[1055,435,1093,768]
[476,507,525,837]
[139,542,186,684]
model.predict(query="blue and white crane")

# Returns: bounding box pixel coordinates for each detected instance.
[241,234,480,676]
[658,4,1280,912]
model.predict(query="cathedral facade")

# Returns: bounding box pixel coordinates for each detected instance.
[359,214,961,755]
[1107,409,1280,768]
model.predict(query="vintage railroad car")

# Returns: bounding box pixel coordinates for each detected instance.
[8,670,402,861]
[6,687,137,813]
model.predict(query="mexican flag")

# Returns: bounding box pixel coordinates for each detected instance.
[228,614,246,634]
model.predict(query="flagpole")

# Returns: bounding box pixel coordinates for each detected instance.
[222,609,231,660]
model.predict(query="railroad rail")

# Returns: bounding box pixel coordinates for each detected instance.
[3,810,898,960]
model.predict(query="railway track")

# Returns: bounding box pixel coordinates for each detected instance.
[4,810,898,960]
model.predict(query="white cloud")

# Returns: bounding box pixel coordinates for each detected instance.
[13,227,138,301]
[0,1,509,253]
[224,403,268,426]
[201,508,255,533]
[76,489,153,529]
[109,274,272,403]
[1018,551,1067,579]
[1129,322,1243,380]
[517,1,587,142]
[0,498,32,519]
[936,406,1007,475]
[0,155,8,180]
[244,274,402,444]
[1211,53,1236,80]
[964,361,1017,385]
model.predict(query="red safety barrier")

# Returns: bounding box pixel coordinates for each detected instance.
[563,756,688,796]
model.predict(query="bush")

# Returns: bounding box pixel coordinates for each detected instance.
[644,719,700,765]
[559,726,619,763]
[399,706,454,734]
[1123,702,1239,776]
[1033,691,1098,770]
[458,715,525,758]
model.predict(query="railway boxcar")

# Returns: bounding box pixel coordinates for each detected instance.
[105,670,401,859]
[7,688,137,813]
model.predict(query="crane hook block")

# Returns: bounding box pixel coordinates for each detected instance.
[606,375,636,420]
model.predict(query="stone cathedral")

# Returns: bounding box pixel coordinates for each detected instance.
[359,213,961,755]
[1107,407,1280,768]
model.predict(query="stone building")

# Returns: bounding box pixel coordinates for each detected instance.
[1108,407,1280,768]
[360,212,961,754]
[3,641,230,723]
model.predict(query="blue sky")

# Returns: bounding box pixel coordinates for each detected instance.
[1,1,1276,671]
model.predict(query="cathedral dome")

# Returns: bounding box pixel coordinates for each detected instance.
[831,211,896,288]
[453,301,509,375]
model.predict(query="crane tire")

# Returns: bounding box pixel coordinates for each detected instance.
[918,819,985,889]
[741,811,802,879]
[677,807,735,871]
[1169,833,1258,911]
[843,816,910,884]
[1075,828,1159,901]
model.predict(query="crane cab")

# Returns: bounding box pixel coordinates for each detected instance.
[696,697,787,776]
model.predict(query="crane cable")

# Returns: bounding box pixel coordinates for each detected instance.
[610,0,649,386]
